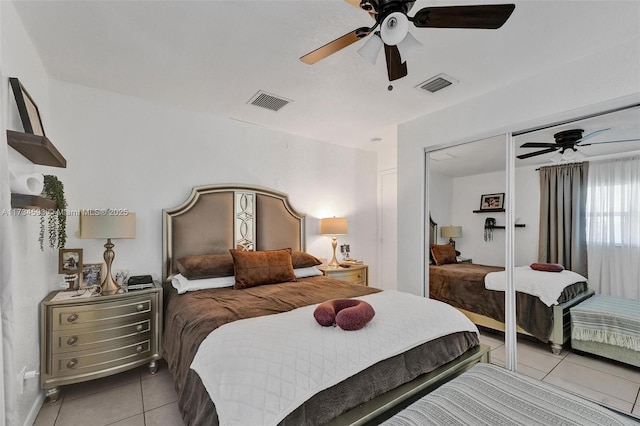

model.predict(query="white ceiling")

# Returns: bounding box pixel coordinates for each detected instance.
[11,0,640,151]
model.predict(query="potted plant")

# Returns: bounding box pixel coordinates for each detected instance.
[40,175,67,250]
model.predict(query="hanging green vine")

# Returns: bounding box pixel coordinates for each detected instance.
[40,175,67,250]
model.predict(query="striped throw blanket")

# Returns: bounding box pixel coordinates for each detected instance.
[570,295,640,352]
[382,363,637,426]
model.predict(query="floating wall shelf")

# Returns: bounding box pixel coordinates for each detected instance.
[7,130,67,168]
[473,209,505,213]
[11,193,56,210]
[493,224,526,229]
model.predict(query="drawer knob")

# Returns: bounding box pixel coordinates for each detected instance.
[136,345,143,353]
[66,359,78,369]
[67,336,78,345]
[136,324,144,332]
[136,304,144,312]
[67,313,78,322]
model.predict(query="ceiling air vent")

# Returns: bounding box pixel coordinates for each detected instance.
[416,74,456,93]
[247,91,291,112]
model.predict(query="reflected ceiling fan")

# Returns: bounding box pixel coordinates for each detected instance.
[300,1,515,87]
[516,128,640,161]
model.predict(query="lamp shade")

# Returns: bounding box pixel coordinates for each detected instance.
[441,226,462,239]
[320,217,348,235]
[357,33,384,65]
[380,12,409,46]
[79,212,136,239]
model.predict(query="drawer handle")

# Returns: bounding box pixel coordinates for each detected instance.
[67,313,78,323]
[66,359,78,369]
[136,324,144,332]
[67,336,78,345]
[136,304,145,312]
[136,345,144,353]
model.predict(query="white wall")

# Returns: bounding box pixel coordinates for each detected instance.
[448,165,539,267]
[1,2,57,424]
[398,38,640,295]
[48,80,379,283]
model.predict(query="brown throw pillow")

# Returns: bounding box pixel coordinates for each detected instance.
[530,263,565,272]
[229,248,296,289]
[430,244,457,265]
[291,251,322,269]
[176,253,235,279]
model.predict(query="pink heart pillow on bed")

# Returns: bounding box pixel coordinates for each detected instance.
[314,299,375,331]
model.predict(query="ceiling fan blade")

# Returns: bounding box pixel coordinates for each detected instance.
[300,28,371,64]
[384,44,407,81]
[576,128,611,143]
[411,4,516,29]
[516,147,559,160]
[579,138,640,147]
[520,142,558,148]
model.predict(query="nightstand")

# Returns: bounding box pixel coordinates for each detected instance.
[39,282,163,402]
[318,264,369,286]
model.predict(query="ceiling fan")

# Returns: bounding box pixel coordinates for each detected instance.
[300,1,516,87]
[516,128,640,161]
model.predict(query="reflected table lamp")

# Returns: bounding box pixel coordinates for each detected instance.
[79,211,136,295]
[320,217,348,269]
[441,226,462,250]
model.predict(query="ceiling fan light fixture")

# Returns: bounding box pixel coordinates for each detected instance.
[357,33,383,65]
[397,31,423,63]
[550,152,563,163]
[380,12,409,46]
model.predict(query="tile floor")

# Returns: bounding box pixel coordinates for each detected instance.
[34,330,640,425]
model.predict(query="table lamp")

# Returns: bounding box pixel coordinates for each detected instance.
[441,226,462,250]
[320,217,348,268]
[79,212,136,295]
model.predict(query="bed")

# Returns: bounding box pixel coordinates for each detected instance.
[427,217,593,354]
[162,184,487,426]
[380,363,638,425]
[570,295,640,368]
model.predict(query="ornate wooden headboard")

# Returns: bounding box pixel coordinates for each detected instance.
[162,184,306,280]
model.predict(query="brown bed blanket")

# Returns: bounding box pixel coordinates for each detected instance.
[429,263,587,342]
[164,276,479,425]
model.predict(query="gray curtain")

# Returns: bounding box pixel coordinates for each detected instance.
[538,162,589,277]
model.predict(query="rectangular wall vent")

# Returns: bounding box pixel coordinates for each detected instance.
[416,74,456,93]
[247,91,291,112]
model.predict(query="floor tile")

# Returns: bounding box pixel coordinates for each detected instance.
[543,374,634,413]
[62,369,141,402]
[33,400,60,426]
[106,414,145,426]
[478,332,505,350]
[551,359,638,403]
[490,342,561,374]
[144,402,185,426]
[56,381,143,426]
[565,352,640,384]
[141,368,179,411]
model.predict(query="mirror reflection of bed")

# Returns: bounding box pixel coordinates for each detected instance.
[426,104,640,411]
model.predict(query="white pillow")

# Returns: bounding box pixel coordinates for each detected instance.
[294,266,323,279]
[171,273,235,294]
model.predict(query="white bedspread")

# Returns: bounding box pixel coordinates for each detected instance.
[190,290,478,426]
[484,266,587,307]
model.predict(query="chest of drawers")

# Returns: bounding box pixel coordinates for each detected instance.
[40,284,162,402]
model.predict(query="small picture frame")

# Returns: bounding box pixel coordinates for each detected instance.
[82,263,105,287]
[479,193,505,211]
[115,269,130,286]
[59,249,83,275]
[9,77,45,137]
